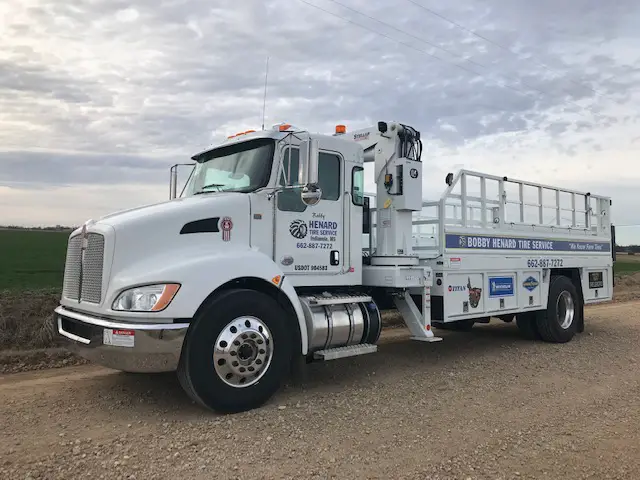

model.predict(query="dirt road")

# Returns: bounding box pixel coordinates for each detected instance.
[2,301,640,480]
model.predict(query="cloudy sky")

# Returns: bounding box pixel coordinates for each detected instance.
[1,0,640,244]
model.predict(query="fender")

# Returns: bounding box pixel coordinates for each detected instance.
[108,247,309,355]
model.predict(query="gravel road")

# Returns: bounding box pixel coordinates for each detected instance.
[2,301,640,480]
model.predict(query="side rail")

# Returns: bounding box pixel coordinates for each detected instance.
[363,169,612,257]
[438,170,612,237]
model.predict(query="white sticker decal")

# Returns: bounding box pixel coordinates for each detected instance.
[103,329,135,348]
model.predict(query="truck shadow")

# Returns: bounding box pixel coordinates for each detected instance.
[96,318,623,417]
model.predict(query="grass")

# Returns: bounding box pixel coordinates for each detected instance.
[0,290,60,350]
[0,229,70,291]
[614,253,640,276]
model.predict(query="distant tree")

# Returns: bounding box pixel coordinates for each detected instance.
[0,225,75,231]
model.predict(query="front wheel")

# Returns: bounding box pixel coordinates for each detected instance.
[178,288,293,413]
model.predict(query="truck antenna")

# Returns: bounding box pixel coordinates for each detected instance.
[261,56,269,131]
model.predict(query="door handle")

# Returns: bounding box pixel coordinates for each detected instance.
[330,250,340,266]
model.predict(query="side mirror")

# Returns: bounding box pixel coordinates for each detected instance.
[301,184,322,206]
[298,138,320,186]
[298,138,321,206]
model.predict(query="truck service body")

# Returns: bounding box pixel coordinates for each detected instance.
[55,121,614,413]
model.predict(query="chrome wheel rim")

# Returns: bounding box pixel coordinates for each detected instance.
[556,291,575,329]
[213,316,273,388]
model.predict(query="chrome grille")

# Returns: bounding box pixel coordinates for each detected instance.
[62,232,105,304]
[62,235,82,300]
[81,234,105,303]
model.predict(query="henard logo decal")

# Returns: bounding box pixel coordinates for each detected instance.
[289,219,308,239]
[220,216,233,241]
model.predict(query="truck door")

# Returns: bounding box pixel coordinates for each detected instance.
[275,146,344,276]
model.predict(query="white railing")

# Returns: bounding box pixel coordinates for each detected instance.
[362,170,612,256]
[438,170,611,234]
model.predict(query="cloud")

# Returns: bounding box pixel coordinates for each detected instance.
[1,0,640,241]
[0,184,167,228]
[0,150,170,188]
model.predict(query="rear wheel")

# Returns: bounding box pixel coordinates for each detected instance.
[535,275,579,343]
[178,288,293,413]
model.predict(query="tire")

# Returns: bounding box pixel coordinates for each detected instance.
[535,275,579,343]
[178,288,293,413]
[516,312,542,340]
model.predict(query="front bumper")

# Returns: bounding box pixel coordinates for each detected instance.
[55,305,190,373]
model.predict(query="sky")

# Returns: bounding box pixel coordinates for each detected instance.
[1,0,640,244]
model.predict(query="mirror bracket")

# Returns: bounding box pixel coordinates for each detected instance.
[298,138,320,186]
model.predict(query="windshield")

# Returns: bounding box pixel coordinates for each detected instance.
[184,138,275,196]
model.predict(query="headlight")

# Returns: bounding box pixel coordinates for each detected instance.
[112,284,180,312]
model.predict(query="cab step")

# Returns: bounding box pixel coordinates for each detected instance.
[313,343,378,361]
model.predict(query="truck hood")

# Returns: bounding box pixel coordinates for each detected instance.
[94,193,245,231]
[89,192,253,289]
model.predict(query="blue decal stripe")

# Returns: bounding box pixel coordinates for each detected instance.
[445,234,610,252]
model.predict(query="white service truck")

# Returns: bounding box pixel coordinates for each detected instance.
[55,120,615,413]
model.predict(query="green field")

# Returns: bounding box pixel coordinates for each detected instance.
[0,229,70,291]
[614,253,640,275]
[1,229,639,292]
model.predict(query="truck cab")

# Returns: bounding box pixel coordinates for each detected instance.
[178,124,366,287]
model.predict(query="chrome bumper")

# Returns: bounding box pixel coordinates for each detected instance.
[55,305,190,373]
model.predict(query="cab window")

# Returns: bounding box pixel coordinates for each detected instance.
[278,148,341,212]
[352,166,364,206]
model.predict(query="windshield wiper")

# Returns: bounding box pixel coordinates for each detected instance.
[194,183,225,195]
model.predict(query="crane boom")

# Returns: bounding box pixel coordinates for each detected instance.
[336,121,422,164]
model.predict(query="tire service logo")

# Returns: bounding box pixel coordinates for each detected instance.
[289,219,308,239]
[523,276,539,291]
